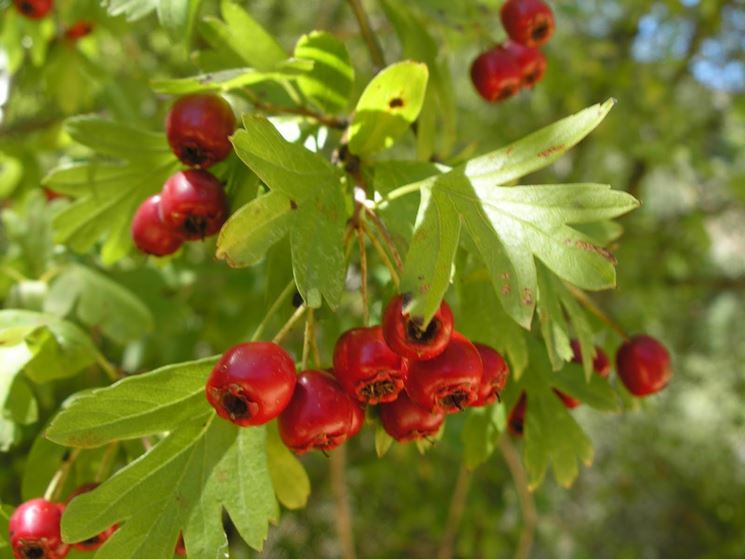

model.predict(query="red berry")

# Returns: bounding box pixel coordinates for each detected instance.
[131,195,184,256]
[379,392,444,442]
[405,332,483,414]
[12,0,53,19]
[508,393,527,436]
[470,45,523,102]
[470,343,509,407]
[9,498,69,559]
[500,0,555,48]
[278,370,360,454]
[159,170,228,240]
[504,41,547,87]
[43,188,64,202]
[382,295,454,361]
[616,335,672,396]
[205,342,297,427]
[175,533,186,556]
[166,94,236,168]
[64,21,93,40]
[570,339,610,378]
[332,326,407,405]
[347,400,365,438]
[65,484,116,551]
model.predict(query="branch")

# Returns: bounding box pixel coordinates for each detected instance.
[346,0,386,70]
[498,436,537,559]
[436,464,472,559]
[245,93,347,130]
[330,447,357,559]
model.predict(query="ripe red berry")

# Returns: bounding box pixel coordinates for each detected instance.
[12,0,53,19]
[64,21,94,41]
[504,41,547,87]
[131,195,184,256]
[379,391,444,442]
[166,94,236,168]
[382,295,454,361]
[555,340,612,408]
[405,332,483,414]
[9,498,69,559]
[500,0,555,48]
[616,335,672,396]
[470,343,509,407]
[159,170,228,240]
[66,484,116,551]
[508,393,527,436]
[205,342,297,427]
[470,45,523,102]
[278,370,360,454]
[347,400,365,438]
[175,533,186,556]
[332,326,407,405]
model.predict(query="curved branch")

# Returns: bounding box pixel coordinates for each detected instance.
[498,436,537,559]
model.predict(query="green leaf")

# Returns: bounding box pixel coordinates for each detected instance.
[550,363,620,412]
[266,423,310,510]
[65,116,170,160]
[348,61,429,156]
[22,433,67,500]
[537,267,573,371]
[462,404,505,470]
[293,31,354,113]
[103,0,157,20]
[157,0,204,43]
[374,423,394,457]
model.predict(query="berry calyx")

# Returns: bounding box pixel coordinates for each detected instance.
[63,21,93,40]
[379,392,444,442]
[278,370,360,454]
[131,195,184,257]
[500,0,555,48]
[504,41,547,87]
[555,340,612,408]
[9,498,69,559]
[159,170,228,240]
[508,393,527,436]
[616,335,672,396]
[66,484,117,551]
[166,94,236,168]
[470,45,523,102]
[12,0,53,19]
[332,326,407,404]
[205,342,297,427]
[382,295,454,361]
[470,343,509,407]
[405,332,483,414]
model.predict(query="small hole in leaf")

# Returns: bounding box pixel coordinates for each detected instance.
[389,97,404,109]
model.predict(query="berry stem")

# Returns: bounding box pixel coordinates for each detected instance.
[329,446,357,559]
[374,181,427,208]
[364,207,403,270]
[308,309,321,368]
[95,442,118,483]
[302,311,313,371]
[563,282,628,339]
[436,464,472,559]
[251,281,295,342]
[272,304,307,345]
[498,435,537,559]
[44,448,82,502]
[357,230,369,326]
[94,351,120,382]
[360,220,400,287]
[346,0,386,70]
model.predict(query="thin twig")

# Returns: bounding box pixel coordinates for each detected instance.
[309,310,322,369]
[364,207,403,271]
[360,220,400,287]
[272,305,308,345]
[95,351,121,382]
[245,93,347,130]
[44,448,82,502]
[498,436,537,559]
[96,443,119,483]
[436,464,472,559]
[302,310,313,371]
[346,0,386,70]
[563,283,628,339]
[251,281,295,342]
[357,229,369,326]
[330,446,357,559]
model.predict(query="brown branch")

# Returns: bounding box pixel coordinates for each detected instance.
[245,94,347,130]
[357,229,369,326]
[498,436,537,559]
[436,464,472,559]
[564,283,628,339]
[364,207,403,271]
[330,447,357,559]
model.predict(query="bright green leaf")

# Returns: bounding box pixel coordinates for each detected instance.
[266,423,310,510]
[294,31,354,113]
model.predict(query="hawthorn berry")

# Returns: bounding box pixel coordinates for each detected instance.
[9,498,69,559]
[500,0,555,48]
[64,21,94,41]
[205,342,297,427]
[470,343,509,407]
[332,326,407,405]
[347,399,365,438]
[616,335,672,396]
[504,41,547,87]
[470,45,523,102]
[382,295,454,361]
[555,340,611,408]
[159,170,228,240]
[12,0,53,19]
[405,332,483,414]
[66,484,116,551]
[508,393,527,436]
[278,370,360,454]
[131,195,184,257]
[175,533,186,556]
[379,392,444,442]
[166,94,236,168]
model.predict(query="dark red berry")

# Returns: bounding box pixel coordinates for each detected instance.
[405,332,483,414]
[347,400,365,438]
[508,393,527,436]
[470,343,509,407]
[332,326,407,405]
[382,295,454,361]
[470,45,523,102]
[175,533,186,556]
[159,170,228,240]
[63,21,93,41]
[379,392,444,442]
[9,498,69,559]
[504,41,547,87]
[616,335,672,396]
[131,195,184,256]
[66,484,116,551]
[12,0,53,19]
[166,94,235,168]
[206,342,297,427]
[278,370,360,454]
[500,0,555,48]
[570,339,610,377]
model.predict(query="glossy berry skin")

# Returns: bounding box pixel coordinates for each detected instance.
[64,21,93,40]
[379,392,444,442]
[382,295,454,361]
[333,326,407,405]
[470,45,523,102]
[278,370,360,454]
[347,400,365,438]
[159,170,228,240]
[616,335,672,396]
[405,332,483,414]
[206,342,297,427]
[504,41,547,87]
[508,393,527,436]
[555,340,612,408]
[131,195,184,257]
[9,498,69,559]
[500,0,555,48]
[66,484,116,551]
[166,94,235,168]
[12,0,53,19]
[470,343,509,407]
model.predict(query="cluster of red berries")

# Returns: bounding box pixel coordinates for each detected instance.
[471,0,555,102]
[205,295,509,452]
[131,94,236,257]
[12,0,93,41]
